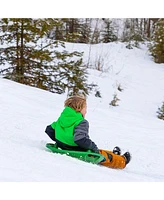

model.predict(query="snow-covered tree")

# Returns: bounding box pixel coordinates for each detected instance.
[157,101,164,120]
[150,18,164,63]
[0,18,62,84]
[0,18,92,95]
[101,19,118,43]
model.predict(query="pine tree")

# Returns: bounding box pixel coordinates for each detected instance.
[48,18,85,43]
[78,18,92,43]
[157,102,164,120]
[0,18,92,95]
[57,52,89,96]
[46,50,92,95]
[62,18,82,43]
[63,18,92,43]
[101,19,117,43]
[122,19,144,42]
[0,18,62,84]
[150,18,164,63]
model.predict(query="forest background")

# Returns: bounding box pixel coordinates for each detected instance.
[0,18,164,96]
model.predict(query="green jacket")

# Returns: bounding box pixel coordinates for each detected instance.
[51,106,84,146]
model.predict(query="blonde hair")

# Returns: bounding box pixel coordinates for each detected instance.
[64,95,86,112]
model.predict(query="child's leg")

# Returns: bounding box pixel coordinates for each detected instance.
[99,149,126,169]
[45,125,56,141]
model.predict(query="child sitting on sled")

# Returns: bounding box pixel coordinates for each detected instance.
[45,95,131,169]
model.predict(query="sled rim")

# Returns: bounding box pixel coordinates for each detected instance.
[46,143,105,164]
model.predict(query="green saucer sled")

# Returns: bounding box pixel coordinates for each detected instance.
[46,143,105,164]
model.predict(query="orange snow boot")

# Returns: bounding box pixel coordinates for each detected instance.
[99,149,126,169]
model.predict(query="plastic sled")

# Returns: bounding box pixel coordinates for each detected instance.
[46,143,105,164]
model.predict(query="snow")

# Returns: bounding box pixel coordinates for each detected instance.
[0,41,164,198]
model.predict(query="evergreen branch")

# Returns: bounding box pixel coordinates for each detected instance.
[0,67,14,74]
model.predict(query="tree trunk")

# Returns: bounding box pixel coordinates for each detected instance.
[20,19,24,83]
[147,18,151,38]
[15,21,20,78]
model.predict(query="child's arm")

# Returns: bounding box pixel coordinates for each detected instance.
[74,120,99,153]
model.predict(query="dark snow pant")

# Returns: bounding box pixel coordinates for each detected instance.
[45,125,56,141]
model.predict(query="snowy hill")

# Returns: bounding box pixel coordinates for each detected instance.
[1,42,164,189]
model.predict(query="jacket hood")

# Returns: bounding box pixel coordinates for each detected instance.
[58,106,84,128]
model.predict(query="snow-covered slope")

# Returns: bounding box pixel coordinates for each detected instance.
[0,42,164,185]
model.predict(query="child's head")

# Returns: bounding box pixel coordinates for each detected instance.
[64,95,87,117]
